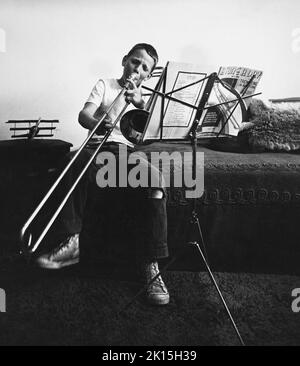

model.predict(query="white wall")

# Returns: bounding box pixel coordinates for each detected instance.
[0,0,299,146]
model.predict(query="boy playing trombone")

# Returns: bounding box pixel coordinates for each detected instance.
[35,43,170,306]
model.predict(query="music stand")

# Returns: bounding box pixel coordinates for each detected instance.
[119,64,246,346]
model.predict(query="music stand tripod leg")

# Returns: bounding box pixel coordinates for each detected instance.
[187,127,245,346]
[118,208,245,345]
[188,215,245,346]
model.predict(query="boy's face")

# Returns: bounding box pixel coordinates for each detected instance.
[122,49,155,86]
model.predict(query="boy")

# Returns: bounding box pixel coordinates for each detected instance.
[35,43,170,306]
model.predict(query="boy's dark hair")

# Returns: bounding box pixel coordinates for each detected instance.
[127,43,159,71]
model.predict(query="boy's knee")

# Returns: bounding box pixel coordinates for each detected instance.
[149,189,164,199]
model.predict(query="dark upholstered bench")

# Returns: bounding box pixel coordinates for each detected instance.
[80,141,300,275]
[1,139,299,275]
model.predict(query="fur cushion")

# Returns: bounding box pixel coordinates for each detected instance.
[240,99,300,152]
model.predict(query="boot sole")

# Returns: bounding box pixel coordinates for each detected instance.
[35,257,79,269]
[147,293,170,306]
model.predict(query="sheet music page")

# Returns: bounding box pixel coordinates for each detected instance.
[142,62,208,141]
[163,72,205,127]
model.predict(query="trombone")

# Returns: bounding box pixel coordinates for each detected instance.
[20,67,258,257]
[20,74,138,256]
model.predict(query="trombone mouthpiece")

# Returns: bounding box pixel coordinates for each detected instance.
[124,73,138,89]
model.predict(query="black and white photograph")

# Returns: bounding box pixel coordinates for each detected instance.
[0,0,300,351]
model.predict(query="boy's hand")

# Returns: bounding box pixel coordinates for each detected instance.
[124,78,145,109]
[96,116,113,135]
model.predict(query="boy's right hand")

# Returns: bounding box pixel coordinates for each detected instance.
[96,116,113,135]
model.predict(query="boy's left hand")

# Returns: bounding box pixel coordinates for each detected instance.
[124,79,145,109]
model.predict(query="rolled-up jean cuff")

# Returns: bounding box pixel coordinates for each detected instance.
[148,187,167,199]
[59,219,82,236]
[154,245,169,259]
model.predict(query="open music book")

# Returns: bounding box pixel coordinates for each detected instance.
[142,61,212,142]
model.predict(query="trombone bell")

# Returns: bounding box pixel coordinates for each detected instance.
[120,109,151,145]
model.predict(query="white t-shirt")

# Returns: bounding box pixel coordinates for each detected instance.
[86,78,134,147]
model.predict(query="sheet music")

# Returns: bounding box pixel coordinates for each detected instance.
[142,62,208,141]
[163,72,204,127]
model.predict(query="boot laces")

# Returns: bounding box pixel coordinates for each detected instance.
[50,234,78,260]
[145,262,167,292]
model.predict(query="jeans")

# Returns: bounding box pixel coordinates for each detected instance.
[53,142,168,261]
